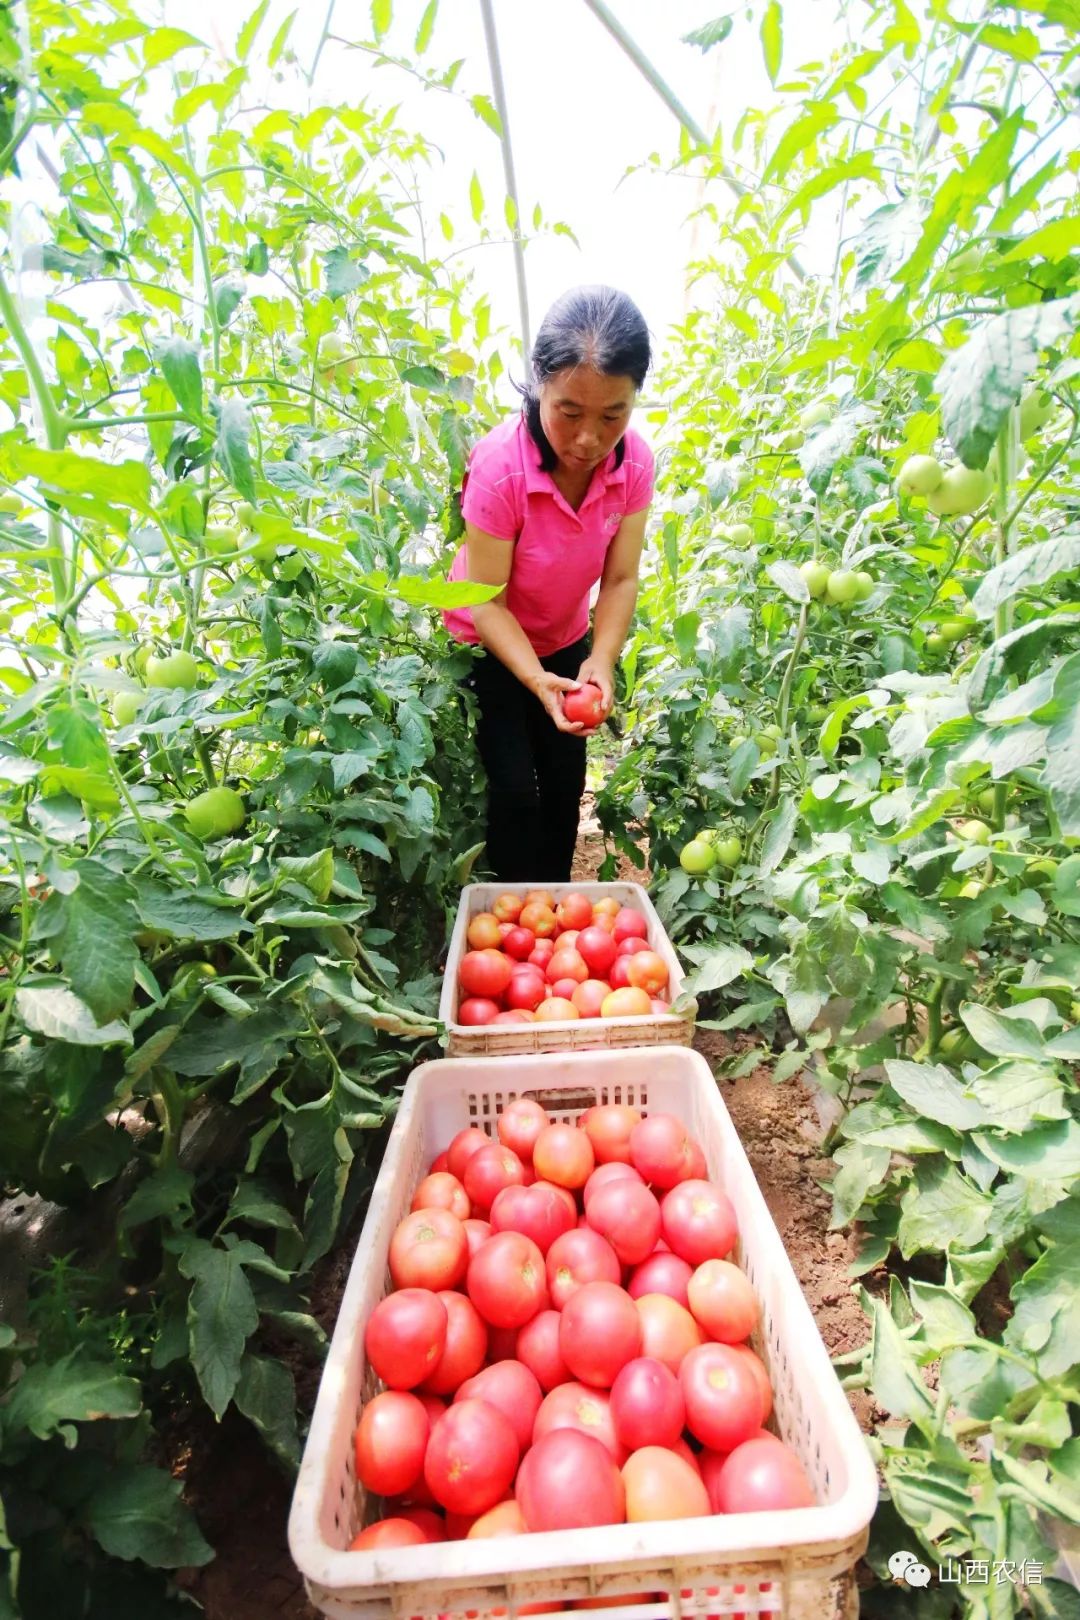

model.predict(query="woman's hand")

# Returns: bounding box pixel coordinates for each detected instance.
[530,670,586,733]
[575,655,615,712]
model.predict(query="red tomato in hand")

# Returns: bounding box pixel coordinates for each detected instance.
[562,683,608,729]
[424,1399,519,1517]
[354,1391,431,1496]
[421,1290,488,1395]
[516,1430,626,1531]
[365,1290,447,1390]
[467,1230,548,1328]
[581,1104,642,1165]
[661,1181,738,1266]
[455,1360,543,1454]
[687,1259,760,1343]
[576,925,618,978]
[459,949,513,1000]
[534,1381,626,1463]
[546,1225,621,1307]
[712,1435,815,1512]
[389,1208,468,1292]
[560,1281,642,1388]
[609,1357,685,1451]
[680,1342,766,1452]
[585,1178,661,1266]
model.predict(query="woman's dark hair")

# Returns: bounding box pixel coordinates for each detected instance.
[518,285,651,473]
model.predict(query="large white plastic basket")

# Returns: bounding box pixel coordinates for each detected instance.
[288,1048,878,1620]
[439,882,694,1054]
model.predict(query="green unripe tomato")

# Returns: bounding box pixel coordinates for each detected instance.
[236,502,259,528]
[112,690,143,727]
[760,723,783,740]
[1071,1000,1080,1024]
[202,526,237,557]
[798,398,832,431]
[825,569,861,605]
[896,454,944,497]
[938,1026,971,1057]
[799,560,831,599]
[926,465,992,518]
[775,427,804,452]
[956,818,992,845]
[146,650,200,690]
[726,522,754,545]
[754,732,778,759]
[712,835,743,868]
[975,787,997,816]
[729,733,750,750]
[853,571,874,601]
[939,616,974,644]
[1026,856,1058,881]
[1018,389,1055,438]
[806,703,829,724]
[185,785,246,840]
[319,333,358,390]
[0,493,22,515]
[958,879,986,899]
[680,838,717,876]
[171,960,220,1000]
[926,633,948,654]
[0,609,13,632]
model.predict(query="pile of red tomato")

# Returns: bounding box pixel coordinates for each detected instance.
[348,1095,814,1613]
[455,890,675,1026]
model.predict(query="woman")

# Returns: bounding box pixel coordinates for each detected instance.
[443,285,653,882]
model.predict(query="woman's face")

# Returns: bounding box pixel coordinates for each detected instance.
[538,367,637,475]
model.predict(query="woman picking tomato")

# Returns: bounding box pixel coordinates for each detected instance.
[443,286,654,881]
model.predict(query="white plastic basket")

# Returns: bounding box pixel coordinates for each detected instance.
[439,882,694,1054]
[288,1048,878,1620]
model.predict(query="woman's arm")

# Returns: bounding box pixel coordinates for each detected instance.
[464,524,585,733]
[577,507,649,708]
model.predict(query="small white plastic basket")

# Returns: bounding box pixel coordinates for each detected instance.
[288,1048,878,1620]
[439,882,694,1054]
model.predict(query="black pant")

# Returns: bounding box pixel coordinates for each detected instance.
[467,636,588,883]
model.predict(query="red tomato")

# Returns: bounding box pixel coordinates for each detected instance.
[520,901,556,938]
[626,950,669,997]
[354,1391,431,1496]
[490,1181,577,1254]
[525,888,556,907]
[348,1519,428,1551]
[516,1308,571,1391]
[459,949,513,1000]
[467,912,503,950]
[466,1499,528,1538]
[546,1225,621,1307]
[534,1122,595,1189]
[390,1506,446,1541]
[534,1381,626,1463]
[614,934,645,957]
[650,998,671,1016]
[713,1435,815,1512]
[535,996,579,1021]
[557,929,580,951]
[389,1208,468,1292]
[421,1290,488,1395]
[687,1260,760,1343]
[546,948,589,984]
[728,1343,773,1421]
[608,956,633,990]
[627,1251,693,1306]
[498,921,514,941]
[502,925,536,961]
[609,1357,685,1451]
[661,1181,738,1266]
[365,1290,447,1390]
[680,1343,766,1451]
[506,968,547,1012]
[562,682,608,729]
[463,1142,526,1216]
[629,1114,697,1189]
[585,1179,661,1266]
[581,1104,642,1165]
[516,1430,626,1531]
[528,935,555,961]
[492,893,524,923]
[458,997,501,1025]
[424,1399,519,1517]
[550,977,582,1001]
[622,1446,710,1522]
[412,1171,470,1221]
[634,1293,704,1375]
[583,1161,644,1209]
[462,1217,492,1259]
[467,1230,548,1328]
[570,978,611,1018]
[576,925,618,977]
[600,986,651,1018]
[592,897,620,922]
[556,892,594,931]
[611,907,648,945]
[492,1009,534,1024]
[560,1281,642,1388]
[429,1150,449,1173]
[500,1097,552,1160]
[455,1360,543,1454]
[447,1127,494,1183]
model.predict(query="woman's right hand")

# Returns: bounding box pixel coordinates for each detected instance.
[530,671,585,733]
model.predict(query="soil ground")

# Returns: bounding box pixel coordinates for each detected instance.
[176,804,878,1618]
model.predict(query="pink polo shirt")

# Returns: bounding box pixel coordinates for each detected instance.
[442,414,654,657]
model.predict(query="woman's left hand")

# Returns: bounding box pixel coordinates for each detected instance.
[576,655,615,712]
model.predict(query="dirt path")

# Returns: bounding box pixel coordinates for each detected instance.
[181,808,875,1617]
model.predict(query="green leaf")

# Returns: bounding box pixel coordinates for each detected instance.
[470,94,502,136]
[134,886,249,942]
[438,407,470,483]
[399,364,444,390]
[371,0,392,40]
[960,1004,1046,1060]
[143,27,204,67]
[865,1292,935,1428]
[972,533,1080,619]
[215,398,256,501]
[798,405,872,495]
[323,245,368,300]
[469,170,484,225]
[973,1119,1080,1180]
[679,941,754,995]
[829,1139,891,1226]
[167,1007,303,1079]
[212,279,245,328]
[853,198,924,287]
[908,1280,976,1352]
[760,797,798,876]
[119,1165,195,1231]
[179,1240,259,1418]
[760,0,783,82]
[682,16,734,50]
[1005,1236,1080,1377]
[4,1351,141,1441]
[884,1059,990,1130]
[235,1354,300,1467]
[155,336,202,419]
[14,985,132,1047]
[6,447,151,519]
[85,1464,213,1567]
[938,297,1079,469]
[415,0,438,53]
[33,860,139,1023]
[236,0,270,60]
[898,1159,993,1256]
